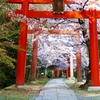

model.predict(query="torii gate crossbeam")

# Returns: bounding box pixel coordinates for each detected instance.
[14,10,100,18]
[6,0,100,87]
[7,0,74,4]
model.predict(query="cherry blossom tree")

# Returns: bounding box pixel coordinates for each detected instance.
[6,0,100,86]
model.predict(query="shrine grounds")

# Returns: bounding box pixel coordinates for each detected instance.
[0,77,100,100]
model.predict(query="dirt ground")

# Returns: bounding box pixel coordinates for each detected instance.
[0,84,44,99]
[0,77,50,100]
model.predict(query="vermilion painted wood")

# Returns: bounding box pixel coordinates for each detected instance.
[15,1,29,86]
[7,0,75,4]
[89,10,99,86]
[96,11,100,18]
[27,10,89,18]
[31,34,38,81]
[7,9,100,18]
[14,10,89,18]
[54,67,57,78]
[57,70,59,77]
[76,52,82,82]
[16,22,28,86]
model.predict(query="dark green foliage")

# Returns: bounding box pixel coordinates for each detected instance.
[74,71,77,78]
[0,67,16,88]
[46,69,53,78]
[0,1,19,88]
[25,67,31,83]
[0,69,7,88]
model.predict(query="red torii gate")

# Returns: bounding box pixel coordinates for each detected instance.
[6,0,100,87]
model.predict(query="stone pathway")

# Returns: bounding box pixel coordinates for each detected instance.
[30,78,78,100]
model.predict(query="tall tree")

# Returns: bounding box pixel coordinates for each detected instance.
[0,0,19,88]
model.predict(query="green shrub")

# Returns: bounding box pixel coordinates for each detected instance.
[46,70,53,78]
[0,66,16,89]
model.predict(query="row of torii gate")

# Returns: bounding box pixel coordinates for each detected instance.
[6,0,100,87]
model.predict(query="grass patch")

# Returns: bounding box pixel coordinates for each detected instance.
[0,77,51,100]
[29,78,51,86]
[0,87,34,100]
[66,83,74,87]
[0,93,32,100]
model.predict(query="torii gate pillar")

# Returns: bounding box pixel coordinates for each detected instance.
[76,52,82,82]
[16,22,28,86]
[16,2,29,86]
[89,9,99,86]
[31,34,38,81]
